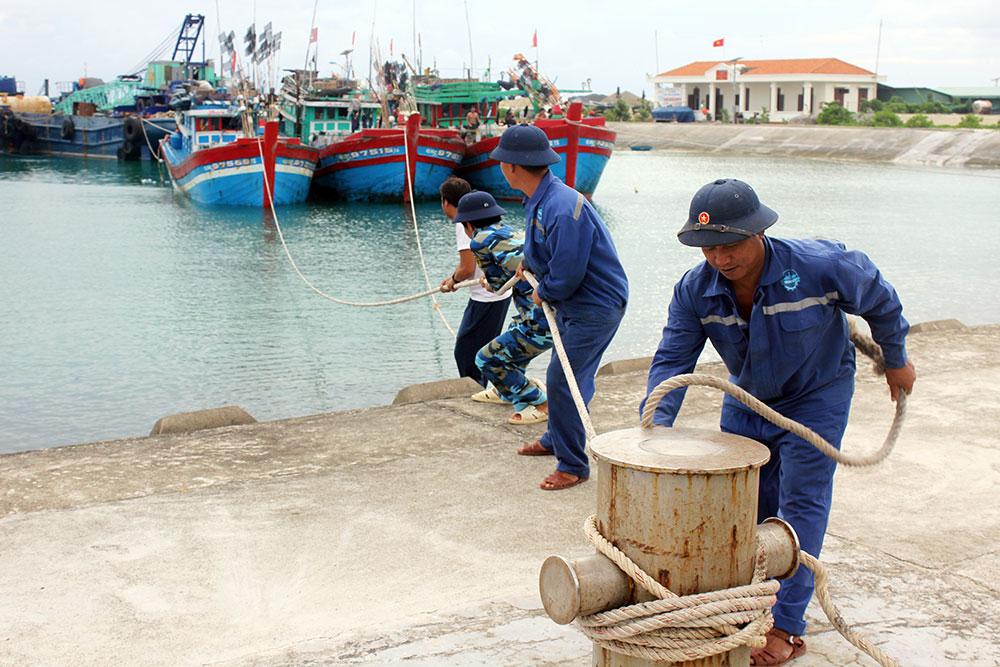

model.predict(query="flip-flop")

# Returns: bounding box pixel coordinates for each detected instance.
[540,470,588,491]
[471,386,509,404]
[508,405,548,425]
[517,440,553,456]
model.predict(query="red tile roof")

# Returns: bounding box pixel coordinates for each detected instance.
[657,58,874,77]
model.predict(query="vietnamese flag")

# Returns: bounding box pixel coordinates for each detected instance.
[532,30,538,48]
[713,38,724,47]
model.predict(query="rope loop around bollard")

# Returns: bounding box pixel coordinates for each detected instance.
[577,515,780,662]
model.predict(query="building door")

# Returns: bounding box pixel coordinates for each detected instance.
[689,87,700,109]
[715,90,724,119]
[834,88,848,106]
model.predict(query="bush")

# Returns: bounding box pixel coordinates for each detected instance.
[633,101,652,122]
[604,98,631,122]
[868,110,902,127]
[817,101,854,125]
[859,99,883,113]
[905,114,934,128]
[956,114,983,129]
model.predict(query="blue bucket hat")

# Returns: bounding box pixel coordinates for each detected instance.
[677,178,778,247]
[453,191,507,224]
[488,123,560,166]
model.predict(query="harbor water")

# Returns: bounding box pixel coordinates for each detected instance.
[2,152,998,453]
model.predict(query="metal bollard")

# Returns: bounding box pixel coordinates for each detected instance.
[539,426,782,666]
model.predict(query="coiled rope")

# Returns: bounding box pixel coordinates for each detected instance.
[564,324,906,665]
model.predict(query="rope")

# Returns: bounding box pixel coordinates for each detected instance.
[640,326,906,467]
[253,129,478,309]
[577,515,780,662]
[521,270,597,441]
[402,119,457,337]
[802,552,902,667]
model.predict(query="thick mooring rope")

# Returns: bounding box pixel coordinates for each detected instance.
[573,326,907,665]
[577,515,780,662]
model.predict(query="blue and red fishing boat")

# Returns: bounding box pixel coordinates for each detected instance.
[160,104,319,207]
[457,102,615,200]
[312,113,466,202]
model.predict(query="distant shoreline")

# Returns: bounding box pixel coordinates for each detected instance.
[608,121,1000,169]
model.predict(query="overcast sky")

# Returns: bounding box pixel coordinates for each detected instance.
[2,0,998,98]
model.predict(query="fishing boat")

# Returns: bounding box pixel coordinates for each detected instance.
[311,112,465,202]
[457,101,616,200]
[278,70,383,148]
[159,103,319,207]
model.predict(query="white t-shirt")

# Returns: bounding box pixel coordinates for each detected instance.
[456,224,510,303]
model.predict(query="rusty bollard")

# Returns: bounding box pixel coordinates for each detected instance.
[539,427,801,666]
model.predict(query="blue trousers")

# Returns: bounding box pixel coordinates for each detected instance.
[539,310,624,478]
[454,298,510,387]
[721,398,852,636]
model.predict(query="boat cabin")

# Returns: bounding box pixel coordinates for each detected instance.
[279,97,382,146]
[174,104,243,153]
[414,82,522,129]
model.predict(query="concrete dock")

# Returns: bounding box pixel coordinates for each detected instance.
[2,321,999,666]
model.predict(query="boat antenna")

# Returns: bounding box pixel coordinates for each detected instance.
[464,0,475,79]
[305,0,319,74]
[369,1,377,89]
[874,18,883,79]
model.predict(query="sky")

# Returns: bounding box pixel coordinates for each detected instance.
[2,0,999,99]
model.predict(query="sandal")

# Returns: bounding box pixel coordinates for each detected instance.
[517,440,553,456]
[750,628,806,666]
[471,386,509,404]
[508,405,548,425]
[527,376,547,395]
[540,470,588,491]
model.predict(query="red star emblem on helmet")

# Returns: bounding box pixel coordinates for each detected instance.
[698,211,710,225]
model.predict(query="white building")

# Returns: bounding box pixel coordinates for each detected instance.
[647,58,884,122]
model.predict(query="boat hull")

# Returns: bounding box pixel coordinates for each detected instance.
[457,116,616,200]
[312,114,464,202]
[161,132,318,207]
[3,112,174,160]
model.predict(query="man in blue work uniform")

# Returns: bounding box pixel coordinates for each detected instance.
[491,124,629,491]
[641,178,916,665]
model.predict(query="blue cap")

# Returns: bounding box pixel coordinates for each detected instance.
[677,179,778,247]
[453,191,507,224]
[488,123,560,166]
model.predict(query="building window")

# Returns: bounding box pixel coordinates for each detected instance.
[797,94,804,112]
[834,88,849,106]
[744,89,750,111]
[777,89,785,112]
[689,87,700,109]
[859,88,869,102]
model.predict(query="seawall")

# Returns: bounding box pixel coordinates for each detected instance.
[608,121,1000,169]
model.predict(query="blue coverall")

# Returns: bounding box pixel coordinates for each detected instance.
[523,171,629,479]
[641,236,909,635]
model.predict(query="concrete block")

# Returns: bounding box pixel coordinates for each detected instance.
[149,406,257,436]
[910,319,966,334]
[393,377,485,405]
[596,356,653,377]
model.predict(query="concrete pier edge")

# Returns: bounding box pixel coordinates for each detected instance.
[1,318,997,666]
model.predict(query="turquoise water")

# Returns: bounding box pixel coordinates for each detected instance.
[2,152,998,453]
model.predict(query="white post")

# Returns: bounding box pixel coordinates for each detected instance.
[803,82,812,115]
[709,82,717,120]
[769,82,778,117]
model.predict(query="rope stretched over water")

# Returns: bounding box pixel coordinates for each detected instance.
[252,128,475,326]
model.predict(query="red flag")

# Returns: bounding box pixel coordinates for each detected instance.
[390,39,393,56]
[532,30,537,48]
[352,31,356,45]
[310,27,318,43]
[231,51,237,73]
[712,38,724,47]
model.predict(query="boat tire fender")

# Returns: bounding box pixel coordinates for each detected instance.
[61,117,75,140]
[123,117,142,142]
